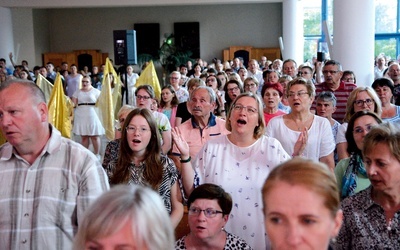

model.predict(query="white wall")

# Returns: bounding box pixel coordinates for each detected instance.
[0,7,14,67]
[45,3,282,63]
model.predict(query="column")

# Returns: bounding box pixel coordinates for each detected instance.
[0,7,14,68]
[282,0,304,64]
[332,0,375,86]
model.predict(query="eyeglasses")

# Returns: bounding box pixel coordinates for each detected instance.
[227,87,239,92]
[322,70,338,75]
[353,125,374,134]
[206,78,216,83]
[136,95,151,100]
[354,99,374,107]
[170,77,180,80]
[232,104,258,114]
[188,207,224,218]
[245,83,257,88]
[343,77,355,82]
[287,91,309,98]
[126,126,150,134]
[82,80,89,83]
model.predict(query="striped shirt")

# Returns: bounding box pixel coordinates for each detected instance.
[0,126,110,249]
[313,81,357,123]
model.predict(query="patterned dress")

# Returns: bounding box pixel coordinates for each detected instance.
[192,135,290,250]
[175,232,253,250]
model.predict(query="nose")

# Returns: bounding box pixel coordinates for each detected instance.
[0,112,11,127]
[285,224,302,246]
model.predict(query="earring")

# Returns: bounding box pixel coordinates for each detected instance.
[221,227,225,231]
[331,237,337,243]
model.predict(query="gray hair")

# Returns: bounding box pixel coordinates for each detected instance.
[190,85,216,103]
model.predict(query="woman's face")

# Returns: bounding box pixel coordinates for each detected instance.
[264,181,342,250]
[126,115,151,155]
[194,65,201,73]
[268,72,279,83]
[263,88,281,110]
[374,85,393,105]
[352,115,379,150]
[287,84,313,112]
[229,96,260,136]
[342,73,355,83]
[353,91,375,113]
[244,80,258,94]
[365,142,400,193]
[20,71,28,80]
[85,220,144,250]
[238,69,247,80]
[127,66,133,74]
[226,83,240,101]
[188,198,228,241]
[206,76,218,91]
[136,89,153,109]
[217,75,227,87]
[316,100,336,119]
[161,88,174,104]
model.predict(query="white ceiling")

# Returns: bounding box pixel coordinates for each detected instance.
[0,0,280,9]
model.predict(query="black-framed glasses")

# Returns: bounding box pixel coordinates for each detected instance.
[354,99,373,107]
[188,207,224,218]
[227,87,239,92]
[136,95,151,100]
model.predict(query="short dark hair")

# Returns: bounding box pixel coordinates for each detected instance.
[187,184,233,215]
[372,77,394,94]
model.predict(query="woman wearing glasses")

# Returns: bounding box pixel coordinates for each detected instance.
[336,86,382,161]
[266,77,336,171]
[175,184,252,249]
[173,92,303,249]
[106,108,183,228]
[334,111,382,200]
[71,75,104,158]
[223,79,243,114]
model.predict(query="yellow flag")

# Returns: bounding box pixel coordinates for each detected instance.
[136,61,161,99]
[36,74,54,104]
[0,128,6,146]
[97,73,115,141]
[103,58,122,117]
[48,73,72,138]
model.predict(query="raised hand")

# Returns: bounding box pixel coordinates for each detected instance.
[171,127,190,157]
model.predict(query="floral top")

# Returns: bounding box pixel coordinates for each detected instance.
[106,155,178,214]
[175,232,253,250]
[334,186,400,249]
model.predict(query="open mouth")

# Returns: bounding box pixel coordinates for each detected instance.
[237,119,247,125]
[132,139,141,143]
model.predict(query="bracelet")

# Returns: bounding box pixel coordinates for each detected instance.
[180,156,191,163]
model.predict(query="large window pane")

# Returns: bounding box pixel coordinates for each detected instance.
[304,39,319,62]
[375,0,397,33]
[304,1,322,36]
[375,39,397,59]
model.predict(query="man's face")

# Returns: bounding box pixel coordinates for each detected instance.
[0,61,5,68]
[180,67,188,76]
[388,64,400,83]
[233,58,240,67]
[46,64,54,73]
[0,84,47,151]
[61,63,68,71]
[283,61,297,78]
[39,68,47,77]
[248,60,258,73]
[322,64,342,89]
[189,88,215,119]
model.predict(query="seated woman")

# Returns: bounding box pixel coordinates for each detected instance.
[175,183,252,250]
[336,86,382,161]
[206,75,226,118]
[335,111,382,200]
[106,108,183,228]
[73,185,175,250]
[262,158,343,250]
[266,77,335,170]
[223,79,243,114]
[158,85,179,128]
[262,82,287,125]
[244,76,259,95]
[334,122,400,249]
[372,77,400,122]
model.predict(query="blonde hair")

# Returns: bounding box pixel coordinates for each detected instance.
[343,86,382,123]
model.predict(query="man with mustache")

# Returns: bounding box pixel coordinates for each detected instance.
[313,60,356,123]
[171,86,229,161]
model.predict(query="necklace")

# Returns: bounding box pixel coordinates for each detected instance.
[291,113,311,131]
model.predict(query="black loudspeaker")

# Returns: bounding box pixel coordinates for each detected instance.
[134,23,160,57]
[113,30,137,65]
[174,22,200,58]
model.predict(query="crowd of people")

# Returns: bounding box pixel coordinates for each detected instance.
[1,53,400,249]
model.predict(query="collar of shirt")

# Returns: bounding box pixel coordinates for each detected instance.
[190,112,217,129]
